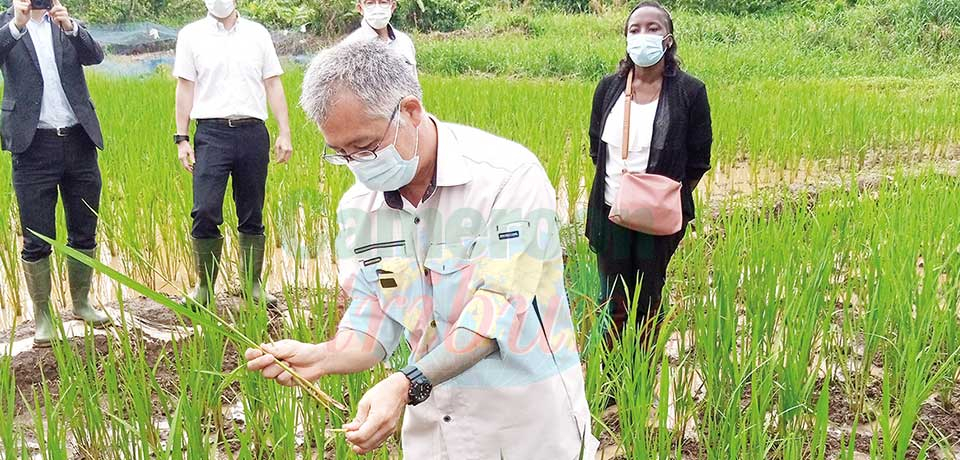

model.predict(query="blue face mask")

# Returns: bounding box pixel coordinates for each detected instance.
[627,33,670,68]
[348,115,421,192]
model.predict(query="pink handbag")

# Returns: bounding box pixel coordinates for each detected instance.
[608,69,683,236]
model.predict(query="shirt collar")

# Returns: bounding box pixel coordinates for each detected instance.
[373,115,473,210]
[28,13,51,25]
[361,20,396,41]
[206,13,241,32]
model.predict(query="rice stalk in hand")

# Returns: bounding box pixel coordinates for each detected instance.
[35,232,348,413]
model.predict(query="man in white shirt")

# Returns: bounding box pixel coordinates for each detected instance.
[245,39,598,459]
[0,0,110,347]
[343,0,417,73]
[173,0,293,309]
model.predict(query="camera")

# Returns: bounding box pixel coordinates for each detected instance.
[30,0,53,10]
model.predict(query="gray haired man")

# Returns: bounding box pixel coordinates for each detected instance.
[245,40,598,458]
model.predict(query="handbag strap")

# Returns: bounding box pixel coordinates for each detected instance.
[621,69,634,171]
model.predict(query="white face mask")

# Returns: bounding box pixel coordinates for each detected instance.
[627,33,670,68]
[348,114,421,192]
[205,0,236,19]
[363,4,393,30]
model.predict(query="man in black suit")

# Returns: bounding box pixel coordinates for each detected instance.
[0,0,109,347]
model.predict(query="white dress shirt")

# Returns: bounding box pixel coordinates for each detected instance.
[602,92,659,205]
[335,116,599,459]
[173,15,283,121]
[8,16,80,129]
[343,22,417,73]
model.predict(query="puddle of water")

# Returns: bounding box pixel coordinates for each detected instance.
[91,54,175,77]
[89,55,310,78]
[0,229,337,333]
[0,302,196,358]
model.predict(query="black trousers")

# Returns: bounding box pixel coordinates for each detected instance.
[595,204,686,343]
[191,120,270,240]
[12,128,101,263]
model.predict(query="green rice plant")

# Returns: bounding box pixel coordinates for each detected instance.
[35,233,347,414]
[0,349,18,459]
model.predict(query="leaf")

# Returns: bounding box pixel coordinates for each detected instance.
[35,231,348,413]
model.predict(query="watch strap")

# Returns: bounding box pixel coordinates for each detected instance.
[401,365,432,406]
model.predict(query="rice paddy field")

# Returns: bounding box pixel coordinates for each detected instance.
[1,4,959,459]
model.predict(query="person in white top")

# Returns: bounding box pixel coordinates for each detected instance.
[343,0,417,73]
[245,39,598,459]
[173,0,293,310]
[586,1,712,378]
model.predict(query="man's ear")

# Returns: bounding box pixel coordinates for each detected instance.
[399,96,425,127]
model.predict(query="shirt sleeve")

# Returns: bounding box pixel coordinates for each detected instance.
[337,272,405,359]
[588,78,610,164]
[685,83,713,181]
[404,35,417,67]
[64,20,78,37]
[451,162,563,347]
[172,29,196,81]
[261,29,283,79]
[8,22,24,40]
[334,213,404,358]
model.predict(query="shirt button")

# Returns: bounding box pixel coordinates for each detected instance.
[443,415,452,423]
[424,268,430,277]
[414,217,421,224]
[430,320,437,328]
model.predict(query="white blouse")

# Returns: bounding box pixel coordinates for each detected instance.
[601,91,659,206]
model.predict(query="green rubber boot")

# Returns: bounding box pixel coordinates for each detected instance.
[68,249,111,326]
[186,237,223,310]
[23,257,55,347]
[238,233,278,308]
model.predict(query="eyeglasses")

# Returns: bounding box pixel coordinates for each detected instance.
[323,103,401,165]
[361,0,395,6]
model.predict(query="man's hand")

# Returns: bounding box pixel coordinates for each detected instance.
[49,0,73,32]
[343,373,409,454]
[13,0,30,30]
[177,141,195,173]
[245,340,328,387]
[274,132,292,164]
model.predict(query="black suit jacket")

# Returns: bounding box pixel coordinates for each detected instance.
[0,8,104,154]
[585,69,713,249]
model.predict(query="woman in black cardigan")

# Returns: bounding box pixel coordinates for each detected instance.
[587,1,712,348]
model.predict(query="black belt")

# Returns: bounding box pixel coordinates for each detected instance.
[197,118,264,128]
[35,125,82,137]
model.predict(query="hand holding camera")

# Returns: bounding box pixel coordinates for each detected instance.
[48,0,74,32]
[13,0,31,30]
[13,0,73,32]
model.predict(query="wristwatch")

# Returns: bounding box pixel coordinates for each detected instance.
[173,134,190,144]
[400,365,432,406]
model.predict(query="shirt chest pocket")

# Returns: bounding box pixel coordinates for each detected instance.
[356,241,427,331]
[424,240,477,325]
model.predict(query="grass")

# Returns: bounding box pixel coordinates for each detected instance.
[0,4,958,459]
[5,166,958,458]
[0,70,951,307]
[414,3,960,82]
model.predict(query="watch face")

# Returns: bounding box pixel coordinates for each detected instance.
[402,366,432,406]
[409,381,432,405]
